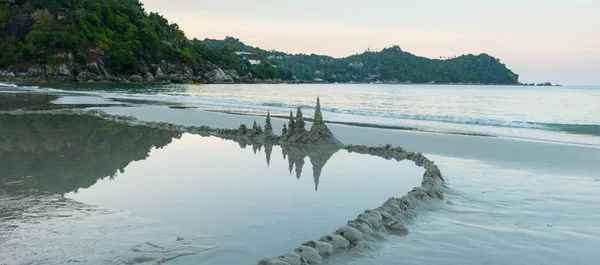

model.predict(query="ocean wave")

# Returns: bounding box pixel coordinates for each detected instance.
[0,82,18,88]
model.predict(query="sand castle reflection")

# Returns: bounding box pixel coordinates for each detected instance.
[236,138,340,191]
[0,112,340,195]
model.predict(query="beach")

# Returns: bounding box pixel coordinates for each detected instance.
[1,84,599,265]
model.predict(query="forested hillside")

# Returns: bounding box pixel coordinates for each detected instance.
[0,0,291,82]
[204,38,519,84]
[1,0,518,84]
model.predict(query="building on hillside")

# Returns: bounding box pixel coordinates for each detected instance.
[234,51,261,65]
[57,8,68,20]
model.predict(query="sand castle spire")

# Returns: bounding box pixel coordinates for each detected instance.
[287,111,295,136]
[252,142,262,154]
[314,96,323,125]
[288,157,294,174]
[264,144,273,167]
[295,157,305,179]
[282,123,288,136]
[264,111,273,135]
[295,107,306,132]
[252,120,258,134]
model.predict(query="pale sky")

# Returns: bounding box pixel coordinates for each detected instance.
[142,0,600,86]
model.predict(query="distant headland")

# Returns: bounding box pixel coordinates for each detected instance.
[1,0,518,85]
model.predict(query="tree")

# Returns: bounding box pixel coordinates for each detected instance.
[31,9,53,26]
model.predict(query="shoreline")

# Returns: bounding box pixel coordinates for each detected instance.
[2,85,599,148]
[0,78,522,86]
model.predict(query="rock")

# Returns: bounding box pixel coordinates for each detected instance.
[151,64,164,76]
[86,61,111,78]
[129,75,144,83]
[144,72,155,82]
[76,72,100,83]
[294,246,321,264]
[169,73,184,83]
[203,67,234,83]
[155,74,171,81]
[226,70,240,80]
[140,66,150,75]
[45,63,71,78]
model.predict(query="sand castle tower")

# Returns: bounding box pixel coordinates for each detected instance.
[280,97,342,146]
[264,111,273,135]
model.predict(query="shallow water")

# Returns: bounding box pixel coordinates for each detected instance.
[349,155,600,265]
[0,114,423,265]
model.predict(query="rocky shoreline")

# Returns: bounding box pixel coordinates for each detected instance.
[0,59,310,85]
[0,62,521,86]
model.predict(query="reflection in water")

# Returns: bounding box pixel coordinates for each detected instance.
[0,113,422,265]
[0,91,57,110]
[0,113,341,195]
[231,138,340,192]
[0,114,181,194]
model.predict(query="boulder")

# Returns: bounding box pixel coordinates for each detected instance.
[151,64,164,76]
[226,69,240,80]
[129,75,144,83]
[144,72,155,82]
[155,74,171,81]
[204,67,234,83]
[76,72,100,83]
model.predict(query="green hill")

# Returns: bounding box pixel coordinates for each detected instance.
[0,0,519,84]
[200,38,519,84]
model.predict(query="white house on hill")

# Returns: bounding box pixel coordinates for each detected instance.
[234,51,261,65]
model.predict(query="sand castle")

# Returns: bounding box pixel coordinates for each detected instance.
[2,97,446,265]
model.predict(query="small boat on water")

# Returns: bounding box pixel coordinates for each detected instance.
[190,83,202,87]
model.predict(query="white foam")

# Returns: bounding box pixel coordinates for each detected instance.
[0,82,18,88]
